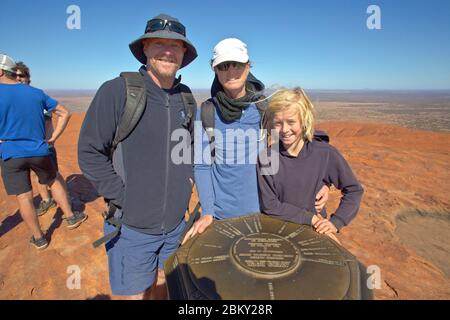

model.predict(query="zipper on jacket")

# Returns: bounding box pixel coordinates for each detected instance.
[162,92,170,233]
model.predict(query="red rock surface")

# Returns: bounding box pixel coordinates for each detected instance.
[0,113,449,299]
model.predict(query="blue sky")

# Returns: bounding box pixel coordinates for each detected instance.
[1,0,450,90]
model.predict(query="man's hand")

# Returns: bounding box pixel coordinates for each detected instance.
[181,214,214,245]
[315,185,330,213]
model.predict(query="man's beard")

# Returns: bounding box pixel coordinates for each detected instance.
[149,59,180,79]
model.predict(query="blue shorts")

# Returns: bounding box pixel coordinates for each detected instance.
[104,219,186,296]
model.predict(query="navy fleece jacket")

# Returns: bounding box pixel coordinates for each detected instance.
[78,67,194,234]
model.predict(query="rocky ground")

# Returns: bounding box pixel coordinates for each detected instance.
[0,113,449,299]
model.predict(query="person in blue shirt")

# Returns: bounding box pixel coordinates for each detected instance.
[0,54,87,250]
[15,61,61,216]
[182,39,329,244]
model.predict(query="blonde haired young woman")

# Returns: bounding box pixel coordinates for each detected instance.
[257,88,364,242]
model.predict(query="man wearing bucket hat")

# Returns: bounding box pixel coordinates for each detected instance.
[78,14,197,299]
[0,54,87,250]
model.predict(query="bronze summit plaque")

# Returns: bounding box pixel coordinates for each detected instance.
[165,213,369,300]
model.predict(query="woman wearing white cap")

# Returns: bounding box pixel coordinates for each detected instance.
[182,39,329,244]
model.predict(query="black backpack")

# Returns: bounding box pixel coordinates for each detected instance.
[92,72,200,248]
[199,97,329,162]
[111,72,197,155]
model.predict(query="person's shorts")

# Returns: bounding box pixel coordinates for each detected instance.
[0,156,57,195]
[48,145,58,171]
[104,219,186,296]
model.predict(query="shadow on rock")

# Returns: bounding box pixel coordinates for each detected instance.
[86,294,111,300]
[2,175,97,239]
[45,208,64,243]
[0,193,45,238]
[166,263,220,300]
[0,210,22,238]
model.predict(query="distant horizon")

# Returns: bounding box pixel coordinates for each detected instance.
[46,88,450,107]
[44,88,450,93]
[46,86,450,132]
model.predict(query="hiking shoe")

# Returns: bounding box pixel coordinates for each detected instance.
[66,211,88,229]
[36,198,57,216]
[30,235,49,250]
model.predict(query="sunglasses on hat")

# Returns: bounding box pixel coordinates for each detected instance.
[145,19,186,37]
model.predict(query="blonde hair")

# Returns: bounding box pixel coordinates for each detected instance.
[266,87,315,142]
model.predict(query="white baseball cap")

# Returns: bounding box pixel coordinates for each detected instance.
[210,38,249,69]
[0,54,17,73]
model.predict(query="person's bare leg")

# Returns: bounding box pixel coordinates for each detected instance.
[36,181,51,202]
[16,191,44,239]
[113,270,165,300]
[48,174,74,219]
[55,172,69,194]
[112,288,152,300]
[31,171,51,202]
[147,268,168,300]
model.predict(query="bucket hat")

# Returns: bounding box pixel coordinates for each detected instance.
[129,14,197,68]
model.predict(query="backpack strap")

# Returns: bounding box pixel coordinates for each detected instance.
[179,83,197,135]
[254,96,269,132]
[92,202,123,248]
[111,72,147,156]
[313,130,330,143]
[93,72,146,248]
[200,98,216,162]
